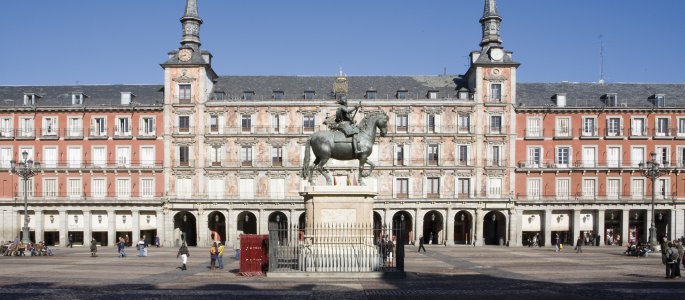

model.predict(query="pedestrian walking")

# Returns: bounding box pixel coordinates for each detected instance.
[117,237,127,258]
[217,242,225,269]
[665,242,678,279]
[575,236,583,253]
[674,240,683,278]
[90,238,98,257]
[177,243,189,271]
[554,234,560,252]
[67,234,74,248]
[137,237,146,257]
[155,235,160,248]
[209,242,218,271]
[418,235,426,252]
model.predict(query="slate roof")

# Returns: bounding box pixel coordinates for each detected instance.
[0,85,164,108]
[212,75,468,101]
[517,83,685,108]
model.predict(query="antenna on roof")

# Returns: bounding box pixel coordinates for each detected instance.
[443,67,447,76]
[598,34,605,85]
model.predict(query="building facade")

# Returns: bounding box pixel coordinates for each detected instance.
[1,0,683,248]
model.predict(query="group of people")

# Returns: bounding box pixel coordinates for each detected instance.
[175,241,226,271]
[661,237,684,279]
[1,237,53,256]
[624,242,652,257]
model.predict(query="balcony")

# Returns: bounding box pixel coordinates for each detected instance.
[524,128,545,140]
[516,159,684,171]
[485,126,508,136]
[35,160,164,171]
[604,127,625,139]
[17,191,164,202]
[484,159,507,168]
[113,126,132,139]
[515,193,674,203]
[15,128,36,140]
[628,127,649,139]
[579,128,599,139]
[426,193,440,198]
[138,128,157,140]
[89,127,109,139]
[174,160,194,168]
[40,127,59,140]
[272,157,283,167]
[653,128,676,139]
[63,127,84,140]
[554,128,573,139]
[485,95,508,104]
[0,128,14,140]
[172,126,195,136]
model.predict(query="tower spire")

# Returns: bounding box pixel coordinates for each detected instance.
[479,0,503,48]
[180,0,203,50]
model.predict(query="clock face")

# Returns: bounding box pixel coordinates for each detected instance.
[490,48,504,61]
[178,49,192,62]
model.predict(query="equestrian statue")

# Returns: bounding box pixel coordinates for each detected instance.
[302,98,388,186]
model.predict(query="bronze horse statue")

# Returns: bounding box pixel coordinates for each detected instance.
[302,111,388,185]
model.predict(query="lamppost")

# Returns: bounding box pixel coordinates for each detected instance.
[639,152,668,248]
[182,213,187,243]
[430,213,436,244]
[400,214,405,245]
[10,150,41,244]
[460,213,466,245]
[214,214,219,243]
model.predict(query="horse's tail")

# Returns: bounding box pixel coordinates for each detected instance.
[302,139,311,179]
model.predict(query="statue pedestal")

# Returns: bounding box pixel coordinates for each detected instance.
[300,185,376,227]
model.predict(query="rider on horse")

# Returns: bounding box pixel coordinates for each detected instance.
[332,96,367,154]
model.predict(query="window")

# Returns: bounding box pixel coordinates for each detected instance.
[427,114,436,133]
[556,179,570,200]
[490,145,501,166]
[607,179,620,199]
[272,114,282,133]
[42,117,57,136]
[272,146,283,166]
[396,178,409,198]
[631,117,646,136]
[458,114,471,133]
[141,117,155,136]
[427,91,438,99]
[657,178,669,199]
[67,147,81,168]
[631,178,645,199]
[210,146,222,166]
[213,92,225,101]
[556,147,570,168]
[606,117,621,136]
[656,147,669,166]
[488,178,502,198]
[678,147,685,168]
[427,144,439,165]
[304,90,315,100]
[458,89,470,100]
[655,94,666,107]
[18,178,34,197]
[556,117,571,137]
[582,147,596,168]
[678,118,685,137]
[656,117,670,136]
[208,178,224,199]
[527,147,541,167]
[396,145,405,165]
[116,147,131,167]
[116,117,131,136]
[178,116,190,133]
[116,178,131,199]
[273,91,284,100]
[43,147,58,168]
[631,147,645,167]
[458,145,470,166]
[458,178,470,198]
[582,178,596,199]
[176,178,192,199]
[605,94,618,107]
[92,178,106,199]
[179,84,191,102]
[241,114,252,133]
[0,117,12,138]
[607,146,620,167]
[23,94,35,106]
[427,177,440,197]
[241,146,252,166]
[396,114,408,132]
[270,178,285,199]
[489,116,502,134]
[303,115,315,132]
[179,146,189,167]
[527,117,542,137]
[43,178,58,199]
[209,115,219,133]
[582,117,596,136]
[0,147,12,168]
[67,117,82,137]
[91,117,106,137]
[366,90,377,99]
[489,83,502,102]
[141,178,155,199]
[527,178,541,200]
[396,90,407,99]
[239,178,254,199]
[141,146,155,167]
[243,91,255,100]
[68,178,81,199]
[72,94,83,105]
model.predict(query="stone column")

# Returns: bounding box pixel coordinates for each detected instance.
[415,208,422,247]
[670,208,676,239]
[132,210,141,244]
[34,210,43,243]
[508,208,518,246]
[258,209,265,235]
[475,208,483,246]
[155,210,164,247]
[572,210,581,245]
[675,206,684,240]
[224,209,231,243]
[543,209,552,247]
[445,208,454,245]
[107,210,116,247]
[644,210,651,244]
[83,210,91,244]
[621,209,630,246]
[59,210,67,247]
[596,210,605,246]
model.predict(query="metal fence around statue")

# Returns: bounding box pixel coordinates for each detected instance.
[268,221,404,274]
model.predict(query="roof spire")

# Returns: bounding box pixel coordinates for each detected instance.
[180,0,203,50]
[479,0,503,48]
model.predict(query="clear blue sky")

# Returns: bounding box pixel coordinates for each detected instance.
[1,0,683,85]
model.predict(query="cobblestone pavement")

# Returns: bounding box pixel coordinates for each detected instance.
[1,245,684,299]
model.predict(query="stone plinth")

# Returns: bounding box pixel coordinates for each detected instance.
[300,185,376,227]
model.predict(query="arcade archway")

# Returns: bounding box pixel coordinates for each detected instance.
[454,210,473,245]
[483,210,507,245]
[422,211,443,244]
[208,211,226,244]
[392,211,413,244]
[237,211,257,234]
[174,211,197,246]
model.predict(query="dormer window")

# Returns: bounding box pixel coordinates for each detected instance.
[213,91,225,101]
[396,90,408,100]
[427,91,438,100]
[366,90,377,99]
[555,93,567,107]
[655,94,666,107]
[72,93,83,105]
[243,91,255,100]
[304,90,315,100]
[273,91,284,100]
[458,89,469,100]
[605,93,618,107]
[23,93,36,105]
[120,92,132,105]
